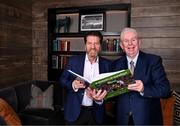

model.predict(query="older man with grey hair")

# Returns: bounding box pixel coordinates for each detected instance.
[112,27,171,125]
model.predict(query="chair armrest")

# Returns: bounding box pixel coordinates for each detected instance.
[161,95,175,125]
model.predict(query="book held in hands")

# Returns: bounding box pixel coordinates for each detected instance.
[68,69,135,100]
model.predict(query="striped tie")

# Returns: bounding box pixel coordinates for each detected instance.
[130,61,135,75]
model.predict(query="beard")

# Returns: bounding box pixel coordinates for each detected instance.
[88,49,98,57]
[87,49,99,62]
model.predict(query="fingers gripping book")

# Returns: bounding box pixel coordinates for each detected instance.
[68,69,135,100]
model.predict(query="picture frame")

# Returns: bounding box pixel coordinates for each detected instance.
[79,13,105,32]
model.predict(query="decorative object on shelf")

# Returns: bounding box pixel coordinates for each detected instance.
[79,13,105,32]
[54,16,71,33]
[102,38,121,52]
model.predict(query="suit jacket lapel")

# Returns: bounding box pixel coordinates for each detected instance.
[77,55,85,76]
[121,55,128,70]
[134,51,146,79]
[99,58,105,74]
[76,55,85,100]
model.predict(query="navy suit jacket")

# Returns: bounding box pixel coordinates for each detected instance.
[59,55,111,123]
[112,51,171,125]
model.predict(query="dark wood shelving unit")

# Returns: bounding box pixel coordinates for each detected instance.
[48,4,131,81]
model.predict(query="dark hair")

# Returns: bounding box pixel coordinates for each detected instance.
[84,31,103,44]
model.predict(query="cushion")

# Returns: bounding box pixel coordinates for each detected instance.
[0,87,18,112]
[173,91,180,125]
[27,84,54,110]
[161,95,175,125]
[0,98,21,125]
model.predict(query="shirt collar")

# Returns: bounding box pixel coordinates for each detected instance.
[126,52,139,65]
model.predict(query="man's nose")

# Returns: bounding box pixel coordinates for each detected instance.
[128,41,133,45]
[91,44,95,48]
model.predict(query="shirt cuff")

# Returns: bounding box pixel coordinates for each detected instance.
[72,82,78,92]
[95,100,103,105]
[140,91,144,96]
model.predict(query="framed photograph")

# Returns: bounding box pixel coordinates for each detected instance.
[79,13,105,32]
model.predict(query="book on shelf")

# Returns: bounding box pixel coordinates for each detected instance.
[52,55,59,69]
[68,69,135,100]
[52,40,58,51]
[52,55,70,69]
[60,56,70,69]
[52,39,70,51]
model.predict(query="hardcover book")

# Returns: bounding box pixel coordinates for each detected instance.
[68,69,135,100]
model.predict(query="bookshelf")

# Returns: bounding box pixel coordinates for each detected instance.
[48,4,131,81]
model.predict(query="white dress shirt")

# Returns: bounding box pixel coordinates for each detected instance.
[81,54,99,106]
[126,52,139,70]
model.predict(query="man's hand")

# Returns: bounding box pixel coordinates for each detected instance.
[72,79,86,90]
[86,87,107,101]
[128,80,144,92]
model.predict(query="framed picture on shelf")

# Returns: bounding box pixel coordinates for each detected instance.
[79,13,105,32]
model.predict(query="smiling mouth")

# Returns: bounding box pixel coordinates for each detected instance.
[127,47,134,50]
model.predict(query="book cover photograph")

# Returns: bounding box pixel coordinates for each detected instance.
[91,69,135,100]
[68,69,135,100]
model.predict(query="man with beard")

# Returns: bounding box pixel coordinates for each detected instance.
[112,27,171,125]
[59,31,111,125]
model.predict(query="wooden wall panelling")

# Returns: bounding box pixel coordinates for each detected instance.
[131,16,180,27]
[163,60,180,71]
[140,38,180,49]
[68,0,130,7]
[136,27,180,38]
[0,1,32,88]
[142,48,180,60]
[131,0,180,88]
[0,0,32,12]
[163,60,180,86]
[132,5,180,17]
[131,0,180,7]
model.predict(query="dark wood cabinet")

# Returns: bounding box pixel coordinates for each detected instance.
[48,4,131,81]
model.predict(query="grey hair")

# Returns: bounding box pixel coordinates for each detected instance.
[120,27,138,41]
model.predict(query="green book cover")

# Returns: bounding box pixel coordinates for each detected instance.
[90,69,135,100]
[68,69,135,100]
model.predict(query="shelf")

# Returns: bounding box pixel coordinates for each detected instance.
[51,51,85,55]
[52,51,123,56]
[55,33,84,37]
[100,51,124,56]
[101,32,120,36]
[50,32,120,38]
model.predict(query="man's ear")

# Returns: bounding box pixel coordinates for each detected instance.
[99,45,102,51]
[84,45,87,51]
[138,39,141,47]
[120,42,123,50]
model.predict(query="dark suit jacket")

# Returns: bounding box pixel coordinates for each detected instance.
[59,55,111,124]
[112,51,171,125]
